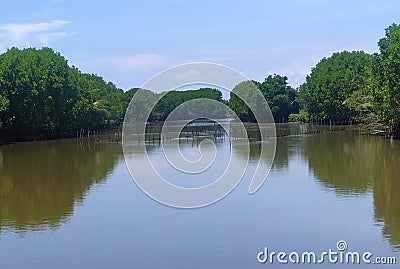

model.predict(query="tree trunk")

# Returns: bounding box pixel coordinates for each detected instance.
[393,123,400,139]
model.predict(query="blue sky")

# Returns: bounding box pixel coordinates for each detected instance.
[1,0,400,90]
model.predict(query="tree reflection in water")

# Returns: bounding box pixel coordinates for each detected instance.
[0,139,122,232]
[302,133,400,248]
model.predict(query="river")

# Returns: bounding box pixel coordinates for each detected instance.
[0,127,399,268]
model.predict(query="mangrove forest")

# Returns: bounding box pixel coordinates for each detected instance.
[1,23,400,141]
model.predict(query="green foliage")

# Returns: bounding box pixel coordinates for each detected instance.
[370,24,400,137]
[229,80,259,122]
[123,88,140,106]
[298,51,372,124]
[127,88,158,122]
[0,94,9,112]
[229,75,298,122]
[289,109,309,122]
[257,75,299,122]
[339,23,400,136]
[3,23,400,141]
[0,49,226,142]
[342,89,382,130]
[297,23,400,137]
[77,73,125,128]
[122,87,225,123]
[0,94,9,128]
[0,47,75,139]
[0,47,126,141]
[153,88,223,121]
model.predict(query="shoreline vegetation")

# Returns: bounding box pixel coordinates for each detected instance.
[1,23,400,143]
[23,122,363,146]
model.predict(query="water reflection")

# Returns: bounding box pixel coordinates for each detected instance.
[370,139,400,248]
[135,125,400,250]
[233,134,293,170]
[301,132,400,248]
[1,125,399,254]
[142,124,400,250]
[301,133,373,195]
[0,139,122,232]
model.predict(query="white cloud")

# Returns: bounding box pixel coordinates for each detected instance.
[36,32,74,46]
[174,68,201,81]
[102,53,168,72]
[0,20,74,51]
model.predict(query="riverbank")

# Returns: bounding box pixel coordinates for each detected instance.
[1,129,399,268]
[0,122,371,145]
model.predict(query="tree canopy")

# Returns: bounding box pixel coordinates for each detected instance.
[0,48,226,142]
[297,51,372,124]
[257,75,298,122]
[370,23,400,136]
[2,23,400,141]
[153,88,223,121]
[296,23,400,137]
[229,75,298,123]
[0,47,129,141]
